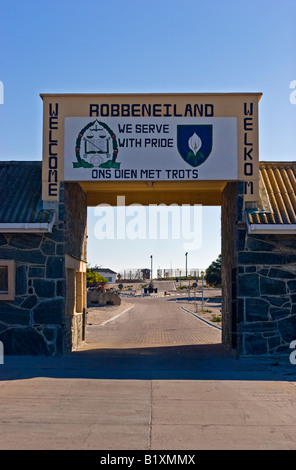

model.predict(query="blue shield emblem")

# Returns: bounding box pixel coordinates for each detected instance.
[177,125,213,167]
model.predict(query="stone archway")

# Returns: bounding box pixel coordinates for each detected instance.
[61,178,240,357]
[2,93,296,359]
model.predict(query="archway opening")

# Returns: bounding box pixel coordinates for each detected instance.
[71,180,240,356]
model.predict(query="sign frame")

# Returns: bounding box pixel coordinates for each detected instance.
[41,92,261,203]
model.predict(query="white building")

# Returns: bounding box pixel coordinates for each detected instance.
[94,268,117,284]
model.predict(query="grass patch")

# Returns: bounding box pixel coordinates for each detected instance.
[211,314,222,323]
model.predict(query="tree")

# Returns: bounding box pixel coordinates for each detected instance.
[86,268,107,288]
[204,254,222,287]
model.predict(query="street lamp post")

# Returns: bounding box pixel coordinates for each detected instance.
[185,252,190,300]
[185,251,190,302]
[150,255,153,280]
[192,282,197,312]
[201,271,205,311]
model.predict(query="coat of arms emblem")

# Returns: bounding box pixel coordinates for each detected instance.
[73,119,120,169]
[177,125,213,167]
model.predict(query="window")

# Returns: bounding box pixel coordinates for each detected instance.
[0,266,8,293]
[0,260,15,301]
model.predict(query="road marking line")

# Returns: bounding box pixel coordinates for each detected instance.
[99,304,135,326]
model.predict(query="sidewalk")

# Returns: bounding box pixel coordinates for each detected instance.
[0,345,296,450]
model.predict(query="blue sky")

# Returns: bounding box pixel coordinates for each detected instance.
[0,0,295,275]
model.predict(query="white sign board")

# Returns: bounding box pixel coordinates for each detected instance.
[64,117,238,181]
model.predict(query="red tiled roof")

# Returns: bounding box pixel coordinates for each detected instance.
[247,161,296,226]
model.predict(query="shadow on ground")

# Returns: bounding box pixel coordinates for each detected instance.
[1,342,295,382]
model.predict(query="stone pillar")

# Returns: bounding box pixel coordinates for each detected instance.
[221,181,296,360]
[63,182,88,351]
[237,231,296,358]
[221,182,244,356]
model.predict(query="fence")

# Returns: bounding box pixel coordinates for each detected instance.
[117,268,202,281]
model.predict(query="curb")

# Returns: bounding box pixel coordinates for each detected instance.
[180,306,222,330]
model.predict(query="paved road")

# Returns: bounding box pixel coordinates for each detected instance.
[0,294,296,451]
[86,295,221,346]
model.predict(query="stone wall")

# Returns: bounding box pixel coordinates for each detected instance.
[0,227,67,355]
[237,230,296,358]
[71,313,84,350]
[0,182,88,356]
[87,289,121,307]
[222,181,296,360]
